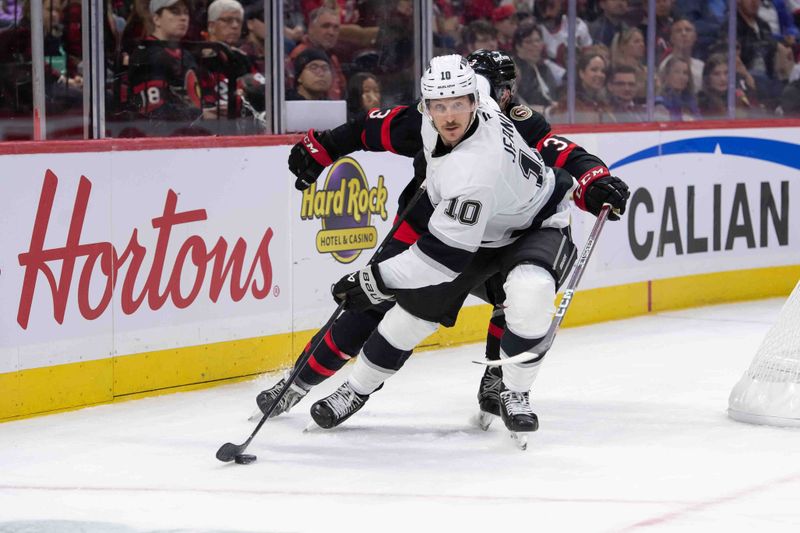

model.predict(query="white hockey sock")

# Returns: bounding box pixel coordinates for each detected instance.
[347,352,394,395]
[501,355,542,392]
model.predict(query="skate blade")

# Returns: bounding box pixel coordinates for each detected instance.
[510,432,528,451]
[248,409,264,423]
[475,411,497,431]
[303,420,320,433]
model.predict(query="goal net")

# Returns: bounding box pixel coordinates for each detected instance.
[728,280,800,427]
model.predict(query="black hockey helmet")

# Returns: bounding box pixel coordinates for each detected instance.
[466,49,517,103]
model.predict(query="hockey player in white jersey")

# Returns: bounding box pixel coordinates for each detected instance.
[257,50,627,434]
[309,55,627,442]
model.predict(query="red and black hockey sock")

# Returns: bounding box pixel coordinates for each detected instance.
[296,309,383,388]
[485,309,506,361]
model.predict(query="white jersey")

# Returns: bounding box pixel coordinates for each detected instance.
[541,17,593,64]
[378,99,575,290]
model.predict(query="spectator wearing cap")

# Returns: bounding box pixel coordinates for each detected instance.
[492,4,518,52]
[287,47,333,100]
[462,19,499,55]
[286,6,346,99]
[127,0,206,134]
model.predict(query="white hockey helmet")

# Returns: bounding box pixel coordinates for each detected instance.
[420,54,479,103]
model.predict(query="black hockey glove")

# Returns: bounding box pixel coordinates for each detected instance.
[331,264,394,311]
[288,129,339,190]
[583,176,630,221]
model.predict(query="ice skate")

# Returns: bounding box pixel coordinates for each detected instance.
[254,378,308,419]
[499,388,538,450]
[476,366,503,430]
[310,381,370,429]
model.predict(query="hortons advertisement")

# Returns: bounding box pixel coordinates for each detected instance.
[0,147,292,374]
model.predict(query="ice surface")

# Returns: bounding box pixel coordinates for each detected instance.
[2,299,800,533]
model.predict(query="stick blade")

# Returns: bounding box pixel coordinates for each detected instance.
[472,351,542,367]
[216,442,244,462]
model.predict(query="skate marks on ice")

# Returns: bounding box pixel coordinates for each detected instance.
[0,521,256,533]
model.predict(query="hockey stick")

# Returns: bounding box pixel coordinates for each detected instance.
[473,203,613,367]
[216,181,429,462]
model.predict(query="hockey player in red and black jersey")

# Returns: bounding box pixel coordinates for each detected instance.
[257,51,628,437]
[128,0,204,136]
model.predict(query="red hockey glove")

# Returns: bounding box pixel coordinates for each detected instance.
[331,265,394,311]
[288,129,338,190]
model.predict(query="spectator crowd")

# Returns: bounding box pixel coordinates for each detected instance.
[2,0,800,138]
[433,0,800,123]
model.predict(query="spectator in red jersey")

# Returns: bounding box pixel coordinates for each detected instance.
[207,0,244,47]
[300,0,359,25]
[538,0,593,66]
[286,6,346,99]
[193,0,257,120]
[128,0,206,134]
[492,4,518,52]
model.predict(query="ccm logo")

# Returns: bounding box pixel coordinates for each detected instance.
[579,166,609,186]
[303,135,318,154]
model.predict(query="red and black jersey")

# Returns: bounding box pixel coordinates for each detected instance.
[128,37,203,121]
[189,42,257,118]
[328,101,611,205]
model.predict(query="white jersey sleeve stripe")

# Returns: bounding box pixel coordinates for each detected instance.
[377,244,458,290]
[428,222,480,252]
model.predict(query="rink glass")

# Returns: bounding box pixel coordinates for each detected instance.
[0,0,795,142]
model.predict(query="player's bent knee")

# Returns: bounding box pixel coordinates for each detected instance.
[503,264,556,339]
[377,304,439,351]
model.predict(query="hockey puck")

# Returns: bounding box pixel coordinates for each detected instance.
[234,454,257,465]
